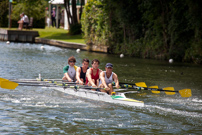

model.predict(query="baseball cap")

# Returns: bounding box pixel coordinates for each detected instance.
[105,63,113,68]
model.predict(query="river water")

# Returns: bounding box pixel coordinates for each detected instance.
[0,41,201,134]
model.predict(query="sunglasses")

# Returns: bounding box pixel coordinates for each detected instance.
[69,61,75,63]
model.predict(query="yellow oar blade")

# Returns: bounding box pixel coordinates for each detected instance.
[179,89,192,97]
[163,87,175,95]
[149,86,160,94]
[135,82,147,88]
[1,81,18,89]
[0,78,9,86]
[0,78,8,81]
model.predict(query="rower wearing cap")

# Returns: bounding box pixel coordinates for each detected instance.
[86,59,102,87]
[62,56,78,82]
[99,63,120,95]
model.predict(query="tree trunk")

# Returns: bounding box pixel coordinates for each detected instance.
[64,0,78,26]
[79,0,84,20]
[71,0,78,25]
[64,0,72,27]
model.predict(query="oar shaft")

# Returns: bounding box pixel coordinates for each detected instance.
[17,82,77,87]
[143,88,179,93]
[10,79,63,81]
[119,84,178,92]
[12,80,78,84]
[17,83,78,88]
[18,84,55,87]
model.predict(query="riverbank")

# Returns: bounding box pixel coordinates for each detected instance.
[36,27,108,52]
[0,28,39,43]
[0,27,108,53]
[36,27,85,44]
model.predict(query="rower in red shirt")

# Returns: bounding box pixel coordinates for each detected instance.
[86,59,102,87]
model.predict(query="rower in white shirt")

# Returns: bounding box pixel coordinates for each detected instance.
[99,63,120,95]
[62,56,78,82]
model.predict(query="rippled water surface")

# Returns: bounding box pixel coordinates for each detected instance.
[0,41,202,134]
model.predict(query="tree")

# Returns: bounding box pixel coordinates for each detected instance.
[0,0,9,27]
[10,0,46,28]
[81,0,202,63]
[64,0,84,34]
[11,0,46,21]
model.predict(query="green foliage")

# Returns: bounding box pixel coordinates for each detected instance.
[33,18,45,28]
[0,0,9,27]
[11,0,46,21]
[81,0,202,63]
[0,0,46,28]
[81,0,109,47]
[69,23,81,35]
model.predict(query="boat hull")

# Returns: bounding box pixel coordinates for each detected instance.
[50,86,144,107]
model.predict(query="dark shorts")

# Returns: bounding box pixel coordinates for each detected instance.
[23,22,29,25]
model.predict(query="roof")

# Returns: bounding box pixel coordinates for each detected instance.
[49,0,64,4]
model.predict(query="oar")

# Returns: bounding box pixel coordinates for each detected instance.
[9,78,63,81]
[1,77,78,85]
[0,78,9,85]
[145,87,192,97]
[116,82,192,97]
[1,78,100,90]
[0,80,78,90]
[9,79,77,84]
[0,81,19,89]
[119,82,147,88]
[12,80,78,85]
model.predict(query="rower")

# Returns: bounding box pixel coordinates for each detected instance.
[86,59,102,87]
[99,63,120,95]
[62,56,78,82]
[76,58,89,85]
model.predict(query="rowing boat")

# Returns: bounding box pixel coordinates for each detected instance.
[1,76,191,107]
[47,86,144,107]
[0,77,144,107]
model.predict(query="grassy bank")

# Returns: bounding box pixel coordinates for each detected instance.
[4,27,85,44]
[35,27,85,44]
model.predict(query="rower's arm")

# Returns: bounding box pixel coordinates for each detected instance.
[113,73,120,88]
[100,71,108,88]
[98,69,102,75]
[63,66,73,82]
[64,73,72,81]
[76,67,82,83]
[86,69,96,86]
